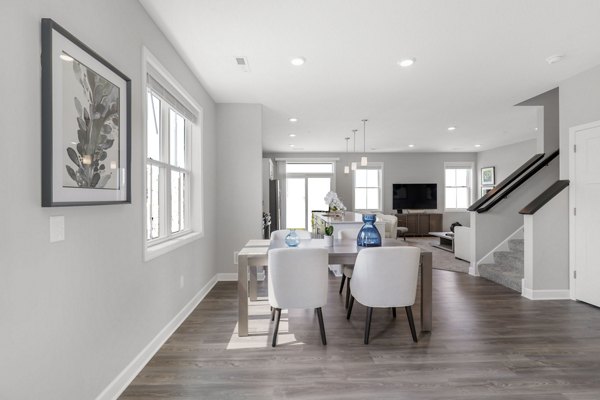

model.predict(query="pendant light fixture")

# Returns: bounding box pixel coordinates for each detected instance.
[351,129,358,171]
[344,137,350,174]
[361,119,368,166]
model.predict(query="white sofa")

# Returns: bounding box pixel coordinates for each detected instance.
[453,226,471,262]
[375,213,398,239]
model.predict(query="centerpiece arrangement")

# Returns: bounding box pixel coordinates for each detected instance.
[324,191,347,216]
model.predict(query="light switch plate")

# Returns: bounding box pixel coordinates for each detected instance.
[49,216,65,242]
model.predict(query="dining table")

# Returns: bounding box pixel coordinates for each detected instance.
[236,238,432,337]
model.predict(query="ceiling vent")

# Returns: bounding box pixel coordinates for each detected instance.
[235,56,250,72]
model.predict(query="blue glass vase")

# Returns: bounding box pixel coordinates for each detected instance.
[285,230,300,247]
[357,214,382,247]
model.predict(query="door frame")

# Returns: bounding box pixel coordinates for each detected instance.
[282,160,337,230]
[568,120,600,300]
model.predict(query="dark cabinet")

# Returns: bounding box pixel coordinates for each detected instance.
[396,213,443,236]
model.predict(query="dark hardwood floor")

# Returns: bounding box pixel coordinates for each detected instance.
[120,270,600,399]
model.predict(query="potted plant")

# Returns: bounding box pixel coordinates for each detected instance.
[324,225,334,246]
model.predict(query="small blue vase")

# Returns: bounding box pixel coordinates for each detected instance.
[284,230,300,247]
[357,214,382,247]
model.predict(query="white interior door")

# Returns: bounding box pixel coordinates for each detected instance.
[574,125,600,306]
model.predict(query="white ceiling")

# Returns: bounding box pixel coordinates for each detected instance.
[140,0,600,153]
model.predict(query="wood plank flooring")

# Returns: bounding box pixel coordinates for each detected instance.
[120,270,600,399]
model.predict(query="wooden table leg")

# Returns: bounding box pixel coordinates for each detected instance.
[249,266,257,301]
[238,254,249,337]
[420,252,432,332]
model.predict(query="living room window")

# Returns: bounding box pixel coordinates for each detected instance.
[444,162,474,211]
[354,163,383,212]
[144,49,203,260]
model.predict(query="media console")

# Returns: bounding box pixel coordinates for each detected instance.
[395,213,442,237]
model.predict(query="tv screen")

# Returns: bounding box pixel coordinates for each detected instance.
[393,184,437,211]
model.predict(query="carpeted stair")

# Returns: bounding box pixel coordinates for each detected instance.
[478,239,523,292]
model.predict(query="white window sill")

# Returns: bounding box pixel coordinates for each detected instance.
[444,208,468,212]
[145,231,203,261]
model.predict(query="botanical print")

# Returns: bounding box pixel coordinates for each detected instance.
[62,53,120,189]
[481,167,495,185]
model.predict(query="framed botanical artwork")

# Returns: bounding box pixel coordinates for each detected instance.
[481,166,495,186]
[41,18,131,206]
[481,186,494,197]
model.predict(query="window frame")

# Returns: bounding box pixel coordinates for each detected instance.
[353,162,383,212]
[142,48,204,261]
[444,161,474,212]
[145,95,192,244]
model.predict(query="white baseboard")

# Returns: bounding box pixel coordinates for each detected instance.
[469,263,479,276]
[96,274,219,400]
[521,287,571,300]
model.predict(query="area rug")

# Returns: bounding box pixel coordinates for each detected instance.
[403,237,470,273]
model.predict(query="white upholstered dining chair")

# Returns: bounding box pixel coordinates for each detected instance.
[270,229,312,241]
[268,248,329,347]
[346,246,421,344]
[337,228,360,308]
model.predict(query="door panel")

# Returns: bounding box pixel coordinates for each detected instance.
[286,178,306,229]
[575,126,600,306]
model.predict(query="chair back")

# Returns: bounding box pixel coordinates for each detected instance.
[268,248,329,309]
[350,247,420,308]
[270,229,312,241]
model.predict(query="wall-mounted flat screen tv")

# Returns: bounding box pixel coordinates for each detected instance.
[393,183,437,211]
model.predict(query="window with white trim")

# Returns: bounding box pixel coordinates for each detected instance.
[353,164,383,211]
[444,162,473,210]
[144,51,203,258]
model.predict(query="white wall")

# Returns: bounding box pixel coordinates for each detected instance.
[560,64,600,179]
[476,139,537,193]
[523,188,569,299]
[263,152,477,229]
[0,1,218,399]
[216,104,263,274]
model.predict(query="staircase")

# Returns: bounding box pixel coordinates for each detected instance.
[478,239,524,292]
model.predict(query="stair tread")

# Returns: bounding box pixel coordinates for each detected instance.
[479,263,523,293]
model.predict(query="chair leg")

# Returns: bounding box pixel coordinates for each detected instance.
[345,278,351,308]
[392,307,396,318]
[272,308,281,347]
[339,275,346,294]
[271,307,275,321]
[405,306,418,343]
[346,295,354,320]
[364,307,373,344]
[316,307,327,345]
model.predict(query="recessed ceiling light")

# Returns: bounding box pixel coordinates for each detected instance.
[397,58,415,67]
[289,144,295,148]
[290,57,306,66]
[474,144,481,148]
[447,126,457,131]
[408,144,415,148]
[59,54,74,62]
[546,54,564,64]
[289,134,296,137]
[534,127,538,131]
[289,117,298,122]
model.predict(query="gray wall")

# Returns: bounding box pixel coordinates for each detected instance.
[264,152,477,229]
[476,139,537,191]
[216,104,263,273]
[0,1,218,398]
[560,64,600,179]
[518,88,560,155]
